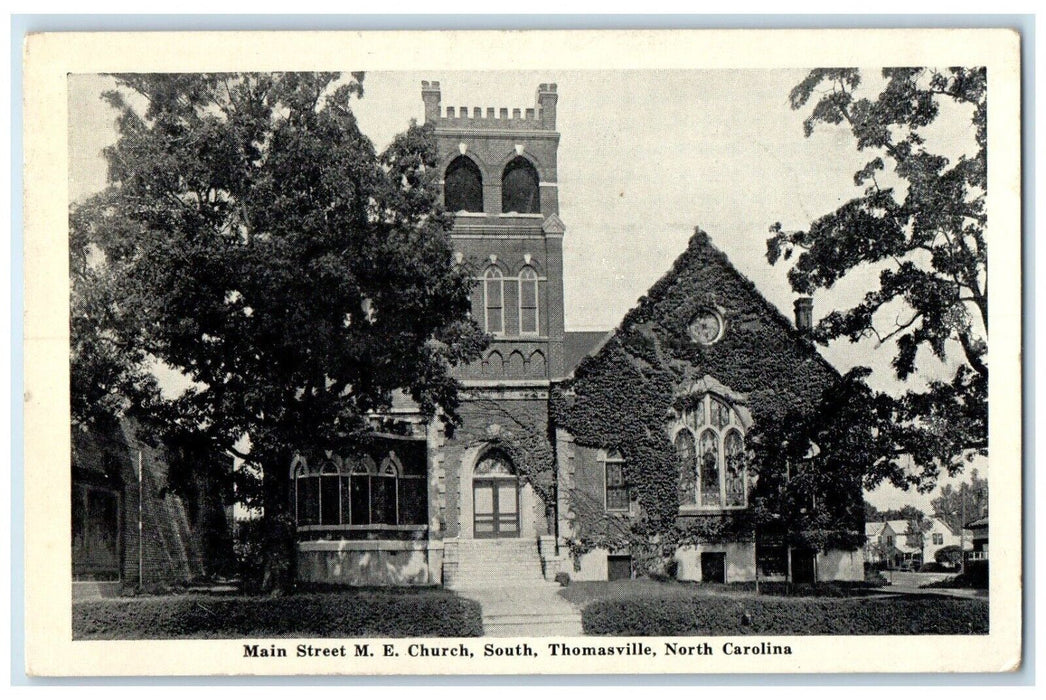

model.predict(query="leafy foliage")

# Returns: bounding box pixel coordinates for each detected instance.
[768,68,988,489]
[70,73,487,589]
[582,593,988,636]
[931,468,988,533]
[73,591,484,639]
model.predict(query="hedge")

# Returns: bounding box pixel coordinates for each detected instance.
[583,595,988,636]
[73,592,484,639]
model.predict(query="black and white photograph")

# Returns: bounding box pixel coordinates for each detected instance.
[23,29,1022,675]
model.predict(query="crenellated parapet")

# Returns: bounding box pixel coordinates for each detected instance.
[422,80,558,131]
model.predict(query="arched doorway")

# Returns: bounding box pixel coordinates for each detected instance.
[472,450,520,539]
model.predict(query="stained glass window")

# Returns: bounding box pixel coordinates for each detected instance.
[699,429,721,507]
[724,430,746,507]
[674,430,697,506]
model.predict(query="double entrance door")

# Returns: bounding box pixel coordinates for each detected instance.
[473,477,519,539]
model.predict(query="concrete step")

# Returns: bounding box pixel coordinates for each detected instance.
[484,613,581,625]
[484,623,583,637]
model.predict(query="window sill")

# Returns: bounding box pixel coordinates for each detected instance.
[297,524,428,532]
[679,505,748,515]
[298,539,438,552]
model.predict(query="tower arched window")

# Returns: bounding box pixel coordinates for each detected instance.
[674,395,748,509]
[518,266,539,335]
[483,267,504,334]
[444,156,483,213]
[501,156,540,214]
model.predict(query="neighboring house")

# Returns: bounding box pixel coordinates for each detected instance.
[864,521,892,564]
[966,515,989,563]
[864,517,960,569]
[72,418,233,597]
[921,517,961,563]
[288,81,865,588]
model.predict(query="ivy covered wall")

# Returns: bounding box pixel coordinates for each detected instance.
[552,228,852,553]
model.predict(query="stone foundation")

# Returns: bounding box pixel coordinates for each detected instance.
[296,540,444,586]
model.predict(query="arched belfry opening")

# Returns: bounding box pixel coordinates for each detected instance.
[501,156,540,214]
[444,156,483,213]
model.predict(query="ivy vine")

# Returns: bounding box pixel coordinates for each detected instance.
[552,228,865,566]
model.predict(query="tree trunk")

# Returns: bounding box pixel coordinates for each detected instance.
[253,451,296,595]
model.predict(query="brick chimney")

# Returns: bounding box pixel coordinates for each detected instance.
[421,80,441,123]
[794,297,813,332]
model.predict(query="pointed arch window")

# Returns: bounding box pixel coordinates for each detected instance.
[724,430,746,507]
[519,266,539,335]
[699,429,721,508]
[675,394,748,510]
[674,430,697,507]
[444,156,483,212]
[483,267,504,334]
[502,156,540,213]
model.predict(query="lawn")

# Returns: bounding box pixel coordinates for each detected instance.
[559,579,988,636]
[73,588,483,639]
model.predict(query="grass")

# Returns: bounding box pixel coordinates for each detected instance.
[559,579,988,636]
[73,589,483,639]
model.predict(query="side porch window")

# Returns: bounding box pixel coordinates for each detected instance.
[294,449,427,529]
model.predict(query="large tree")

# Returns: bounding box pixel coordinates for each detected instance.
[71,72,486,589]
[767,68,987,491]
[931,468,988,533]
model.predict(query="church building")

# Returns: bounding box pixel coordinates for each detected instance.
[290,81,865,588]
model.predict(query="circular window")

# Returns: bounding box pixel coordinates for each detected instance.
[688,309,725,345]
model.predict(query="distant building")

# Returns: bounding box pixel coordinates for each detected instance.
[72,418,233,598]
[966,515,989,563]
[864,517,960,569]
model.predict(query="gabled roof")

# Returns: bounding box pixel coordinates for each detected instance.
[563,330,612,376]
[865,522,887,538]
[565,226,840,421]
[886,519,923,534]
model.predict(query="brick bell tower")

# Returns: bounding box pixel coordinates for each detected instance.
[422,80,566,385]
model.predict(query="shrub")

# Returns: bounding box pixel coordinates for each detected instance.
[554,572,572,587]
[73,591,484,639]
[918,562,951,573]
[864,568,888,586]
[582,595,988,636]
[922,562,989,590]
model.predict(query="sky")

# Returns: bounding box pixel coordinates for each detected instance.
[67,70,987,513]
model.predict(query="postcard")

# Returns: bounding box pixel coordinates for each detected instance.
[23,27,1021,675]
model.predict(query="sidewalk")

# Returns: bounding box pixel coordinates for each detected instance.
[456,582,584,637]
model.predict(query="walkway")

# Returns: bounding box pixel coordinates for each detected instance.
[456,582,584,637]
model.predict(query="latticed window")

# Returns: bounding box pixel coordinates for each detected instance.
[604,452,630,512]
[518,266,539,335]
[483,267,504,334]
[674,394,748,510]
